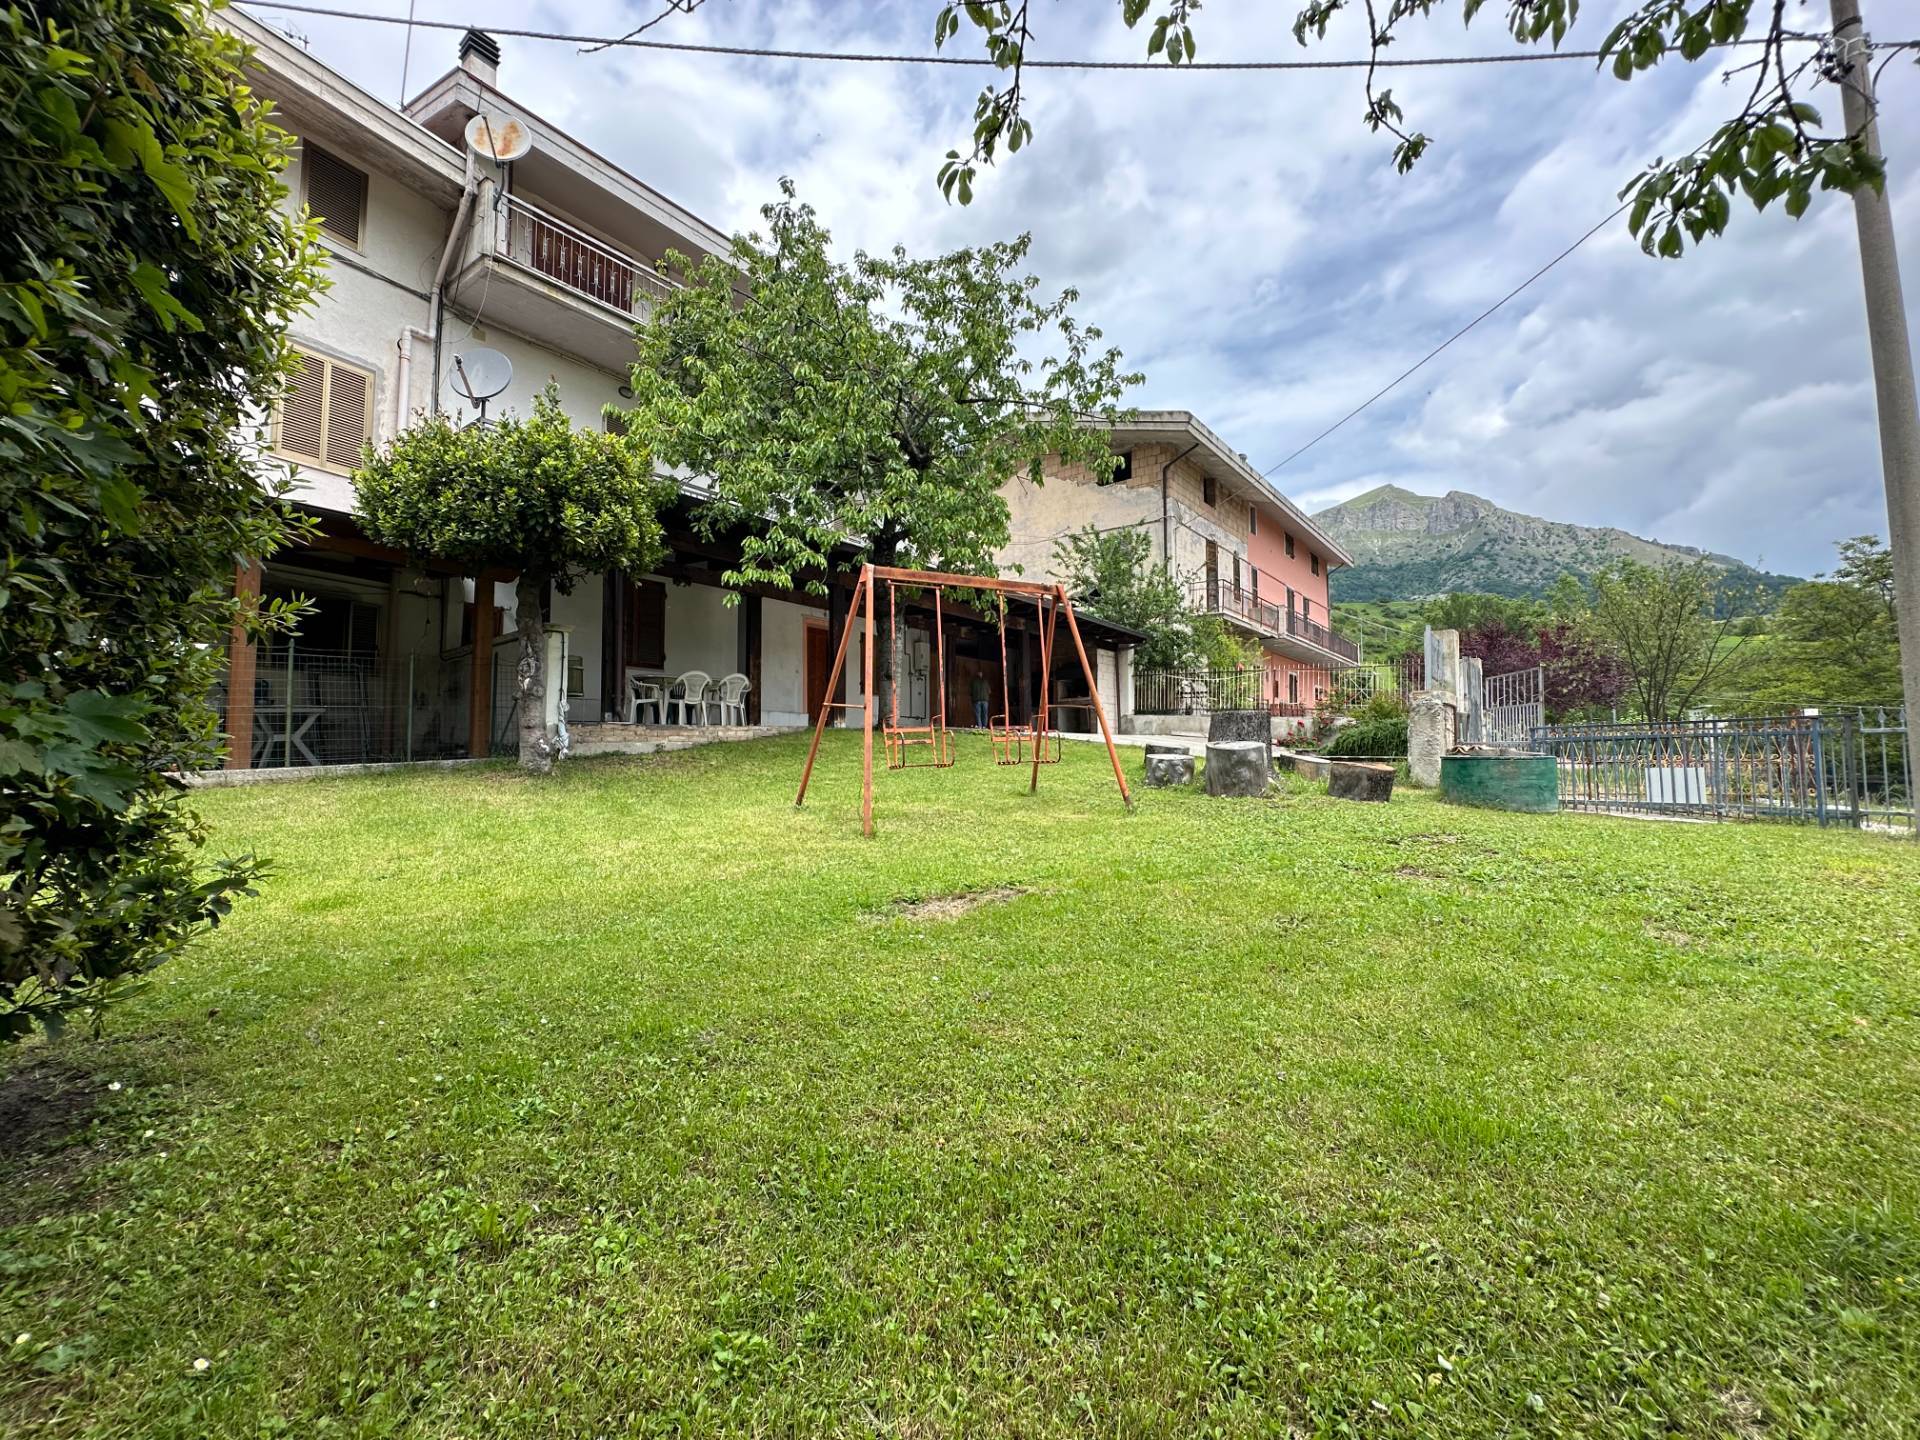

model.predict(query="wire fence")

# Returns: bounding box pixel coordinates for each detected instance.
[1529,708,1912,833]
[211,644,475,767]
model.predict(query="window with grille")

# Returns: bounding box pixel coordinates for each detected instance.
[273,348,374,473]
[304,144,368,248]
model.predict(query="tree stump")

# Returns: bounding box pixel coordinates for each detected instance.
[1145,753,1195,788]
[1329,760,1395,803]
[1204,740,1271,797]
[1208,709,1271,745]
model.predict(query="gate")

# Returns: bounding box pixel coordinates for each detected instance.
[1477,665,1544,745]
[1529,709,1913,831]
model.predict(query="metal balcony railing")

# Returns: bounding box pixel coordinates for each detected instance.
[498,193,680,321]
[1283,606,1359,663]
[1188,580,1359,663]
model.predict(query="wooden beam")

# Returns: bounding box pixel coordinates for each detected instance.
[224,561,262,771]
[741,592,762,724]
[467,580,495,758]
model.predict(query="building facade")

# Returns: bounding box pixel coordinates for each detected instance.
[220,15,1141,770]
[998,412,1357,717]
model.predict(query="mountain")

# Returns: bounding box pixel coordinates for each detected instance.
[1312,485,1800,603]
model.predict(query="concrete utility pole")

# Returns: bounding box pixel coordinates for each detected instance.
[1830,0,1920,815]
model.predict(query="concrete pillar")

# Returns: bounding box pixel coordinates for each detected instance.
[1408,693,1456,788]
[1436,628,1462,698]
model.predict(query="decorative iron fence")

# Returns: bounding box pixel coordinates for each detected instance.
[1529,708,1912,832]
[1133,664,1267,715]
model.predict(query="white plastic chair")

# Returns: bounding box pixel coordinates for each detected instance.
[714,672,752,726]
[626,672,664,725]
[664,669,712,726]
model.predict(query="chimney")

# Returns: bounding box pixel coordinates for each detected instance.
[458,28,500,86]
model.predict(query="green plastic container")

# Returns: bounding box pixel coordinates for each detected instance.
[1439,753,1559,813]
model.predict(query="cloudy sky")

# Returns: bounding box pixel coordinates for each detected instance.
[251,0,1919,577]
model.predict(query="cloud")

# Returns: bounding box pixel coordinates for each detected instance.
[259,0,1920,576]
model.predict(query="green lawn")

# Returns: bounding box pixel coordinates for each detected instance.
[5,734,1920,1438]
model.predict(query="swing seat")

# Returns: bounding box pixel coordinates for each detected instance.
[989,713,1060,766]
[884,722,954,770]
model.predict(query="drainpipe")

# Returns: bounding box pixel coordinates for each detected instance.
[427,147,481,415]
[1159,441,1200,573]
[393,326,434,436]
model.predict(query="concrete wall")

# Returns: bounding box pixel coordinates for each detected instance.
[1246,501,1332,624]
[762,597,828,727]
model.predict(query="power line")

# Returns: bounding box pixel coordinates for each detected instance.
[1260,202,1631,478]
[235,3,1806,71]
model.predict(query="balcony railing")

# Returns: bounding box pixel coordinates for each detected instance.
[1188,580,1360,663]
[1284,607,1359,663]
[498,193,679,321]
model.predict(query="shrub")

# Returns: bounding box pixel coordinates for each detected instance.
[1325,716,1410,758]
[0,1,323,1037]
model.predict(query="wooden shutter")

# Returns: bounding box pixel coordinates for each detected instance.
[324,364,370,470]
[623,579,666,668]
[277,351,326,462]
[305,144,368,248]
[274,348,373,473]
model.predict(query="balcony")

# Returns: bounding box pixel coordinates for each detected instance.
[446,189,681,372]
[1282,607,1359,663]
[1190,580,1358,664]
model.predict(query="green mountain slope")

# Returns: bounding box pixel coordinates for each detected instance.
[1313,485,1799,602]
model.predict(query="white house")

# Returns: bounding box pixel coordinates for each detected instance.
[218,16,1144,770]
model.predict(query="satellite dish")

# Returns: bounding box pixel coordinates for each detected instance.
[451,348,512,414]
[465,113,533,163]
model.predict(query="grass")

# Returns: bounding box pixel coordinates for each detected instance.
[4,732,1920,1438]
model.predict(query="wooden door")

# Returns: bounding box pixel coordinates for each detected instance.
[1205,540,1220,612]
[804,622,831,721]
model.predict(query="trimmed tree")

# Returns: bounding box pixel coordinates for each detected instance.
[355,386,673,772]
[0,1,324,1038]
[621,181,1138,719]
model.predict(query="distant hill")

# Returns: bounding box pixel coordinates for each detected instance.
[1313,485,1800,603]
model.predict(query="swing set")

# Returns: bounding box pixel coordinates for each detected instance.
[794,564,1133,835]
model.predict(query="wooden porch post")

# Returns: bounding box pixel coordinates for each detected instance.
[602,569,626,720]
[740,592,763,725]
[467,576,495,758]
[224,560,262,770]
[826,575,850,727]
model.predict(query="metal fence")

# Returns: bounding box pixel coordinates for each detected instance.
[1134,656,1424,719]
[1480,665,1545,745]
[212,644,472,767]
[1529,708,1912,832]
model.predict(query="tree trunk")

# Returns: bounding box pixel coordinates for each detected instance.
[514,572,555,774]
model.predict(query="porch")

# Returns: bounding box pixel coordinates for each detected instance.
[212,511,1140,771]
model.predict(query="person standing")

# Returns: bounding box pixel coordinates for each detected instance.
[970,672,990,729]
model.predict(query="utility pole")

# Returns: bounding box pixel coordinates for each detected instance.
[1831,0,1920,825]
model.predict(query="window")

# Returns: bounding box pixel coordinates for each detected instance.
[566,652,586,700]
[1202,475,1217,507]
[1310,552,1321,577]
[1249,505,1257,534]
[1288,672,1300,706]
[272,347,373,474]
[1099,449,1133,486]
[304,143,368,249]
[1284,532,1295,560]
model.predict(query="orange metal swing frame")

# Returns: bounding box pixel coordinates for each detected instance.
[794,564,1133,836]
